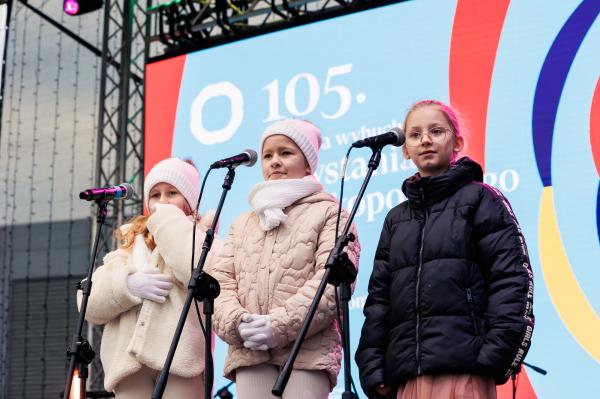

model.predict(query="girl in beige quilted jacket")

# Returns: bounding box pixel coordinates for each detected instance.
[81,158,223,398]
[212,119,360,399]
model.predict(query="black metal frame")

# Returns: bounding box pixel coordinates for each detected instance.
[147,0,410,62]
[89,0,150,390]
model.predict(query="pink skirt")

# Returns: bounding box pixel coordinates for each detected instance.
[396,374,496,399]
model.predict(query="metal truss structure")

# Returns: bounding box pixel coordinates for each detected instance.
[90,0,149,389]
[147,0,406,59]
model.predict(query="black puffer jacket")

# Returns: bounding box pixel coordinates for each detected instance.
[355,157,534,398]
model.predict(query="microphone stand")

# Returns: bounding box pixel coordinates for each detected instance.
[272,147,384,397]
[214,381,234,399]
[63,200,108,398]
[152,166,237,399]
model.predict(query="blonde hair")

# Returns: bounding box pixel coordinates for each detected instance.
[115,215,156,251]
[403,99,469,160]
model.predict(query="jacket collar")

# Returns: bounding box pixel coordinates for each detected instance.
[402,157,483,208]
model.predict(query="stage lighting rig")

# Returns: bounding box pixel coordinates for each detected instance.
[64,0,103,16]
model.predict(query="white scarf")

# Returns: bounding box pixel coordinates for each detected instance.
[248,175,323,231]
[132,234,152,270]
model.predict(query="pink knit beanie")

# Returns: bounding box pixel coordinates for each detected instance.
[260,119,322,173]
[144,158,200,210]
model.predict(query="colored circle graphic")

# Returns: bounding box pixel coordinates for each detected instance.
[532,0,600,362]
[591,78,600,241]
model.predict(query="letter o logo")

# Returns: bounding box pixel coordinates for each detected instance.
[190,81,243,145]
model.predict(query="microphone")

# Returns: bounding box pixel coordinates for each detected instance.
[79,183,135,201]
[210,149,258,169]
[352,127,405,148]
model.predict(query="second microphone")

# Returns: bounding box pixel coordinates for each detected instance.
[210,150,258,169]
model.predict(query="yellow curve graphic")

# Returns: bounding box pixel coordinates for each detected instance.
[539,187,600,362]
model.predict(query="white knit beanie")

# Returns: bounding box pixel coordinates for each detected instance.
[261,119,322,173]
[144,158,200,210]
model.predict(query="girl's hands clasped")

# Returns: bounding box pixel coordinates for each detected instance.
[238,313,277,351]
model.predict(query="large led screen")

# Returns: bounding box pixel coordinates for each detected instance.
[145,1,600,397]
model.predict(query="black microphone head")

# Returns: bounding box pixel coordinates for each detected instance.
[119,182,135,199]
[243,149,258,167]
[390,127,405,147]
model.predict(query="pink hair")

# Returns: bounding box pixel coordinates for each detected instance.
[403,99,468,159]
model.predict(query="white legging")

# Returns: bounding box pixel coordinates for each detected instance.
[113,365,204,399]
[235,363,330,399]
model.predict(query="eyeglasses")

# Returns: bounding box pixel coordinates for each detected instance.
[405,127,452,147]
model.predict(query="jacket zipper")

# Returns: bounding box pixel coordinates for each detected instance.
[466,288,480,335]
[415,190,428,374]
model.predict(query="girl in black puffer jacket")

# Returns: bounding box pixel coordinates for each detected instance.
[355,100,534,399]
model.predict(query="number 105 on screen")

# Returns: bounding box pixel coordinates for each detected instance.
[190,64,360,145]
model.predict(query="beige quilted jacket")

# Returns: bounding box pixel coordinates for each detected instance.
[82,205,223,391]
[211,192,360,389]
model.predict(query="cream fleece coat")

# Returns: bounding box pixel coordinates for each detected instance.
[211,192,360,389]
[81,205,223,391]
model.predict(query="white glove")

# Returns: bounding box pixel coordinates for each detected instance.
[238,314,277,350]
[149,202,176,214]
[127,268,173,303]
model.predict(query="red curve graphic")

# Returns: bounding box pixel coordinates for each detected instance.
[144,55,187,178]
[591,77,600,177]
[449,0,510,171]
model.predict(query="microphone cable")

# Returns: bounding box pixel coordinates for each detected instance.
[190,168,213,361]
[334,285,361,398]
[335,146,353,241]
[333,145,360,399]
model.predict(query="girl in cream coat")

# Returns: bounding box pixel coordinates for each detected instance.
[82,158,223,398]
[212,119,360,399]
